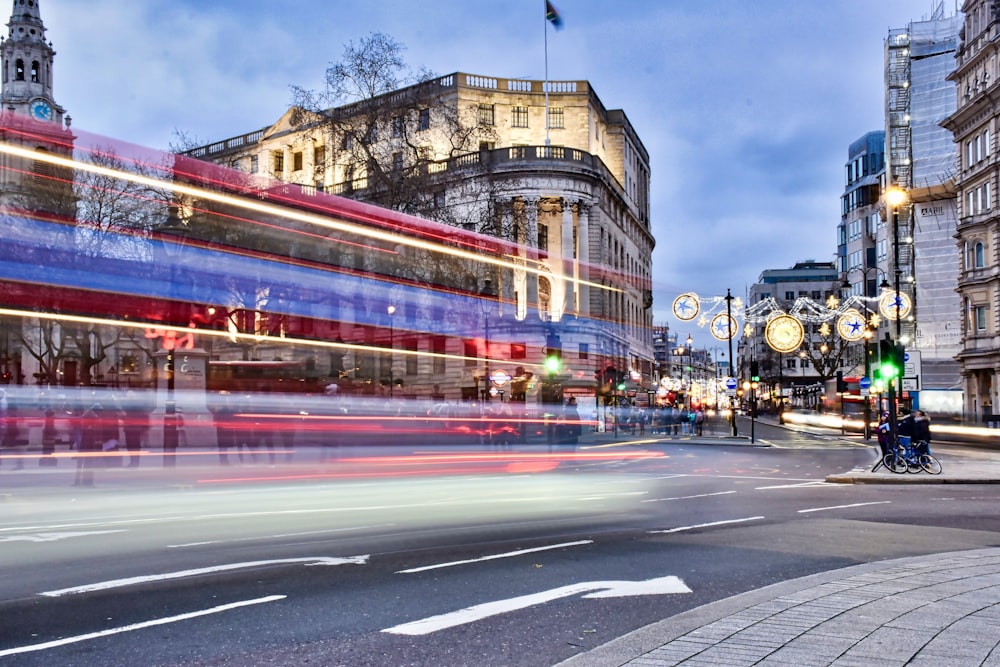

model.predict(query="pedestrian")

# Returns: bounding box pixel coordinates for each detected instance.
[876,411,891,459]
[913,410,932,455]
[671,405,680,435]
[121,390,149,468]
[695,407,705,436]
[74,402,101,487]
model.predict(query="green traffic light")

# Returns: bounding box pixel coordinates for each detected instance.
[616,382,626,391]
[544,355,562,374]
[879,359,900,380]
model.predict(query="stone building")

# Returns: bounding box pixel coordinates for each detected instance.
[184,73,655,403]
[942,0,1000,421]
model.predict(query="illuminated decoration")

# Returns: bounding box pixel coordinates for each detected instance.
[764,314,804,353]
[836,309,866,342]
[710,313,737,341]
[672,293,699,321]
[879,290,912,321]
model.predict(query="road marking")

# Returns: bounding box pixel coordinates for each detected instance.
[396,540,593,573]
[0,530,127,543]
[798,501,891,514]
[0,595,285,657]
[382,575,691,635]
[642,491,736,503]
[648,516,764,534]
[167,524,392,548]
[39,556,368,597]
[755,481,834,490]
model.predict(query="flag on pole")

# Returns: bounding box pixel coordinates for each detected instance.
[545,1,563,29]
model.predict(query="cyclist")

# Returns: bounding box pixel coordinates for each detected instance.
[876,411,891,458]
[913,410,932,455]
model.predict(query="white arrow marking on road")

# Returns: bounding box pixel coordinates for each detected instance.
[0,530,127,543]
[382,575,691,636]
[0,595,285,657]
[39,556,368,597]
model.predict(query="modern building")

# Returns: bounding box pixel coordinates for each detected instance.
[184,73,656,403]
[942,0,1000,421]
[885,6,963,416]
[742,261,843,412]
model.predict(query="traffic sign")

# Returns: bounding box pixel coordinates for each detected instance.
[724,377,738,391]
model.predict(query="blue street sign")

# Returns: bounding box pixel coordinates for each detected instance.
[859,377,872,390]
[724,377,738,391]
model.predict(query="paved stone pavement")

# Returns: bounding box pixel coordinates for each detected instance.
[557,548,1000,667]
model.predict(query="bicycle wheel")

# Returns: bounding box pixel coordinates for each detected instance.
[919,454,942,475]
[883,453,907,474]
[906,456,923,473]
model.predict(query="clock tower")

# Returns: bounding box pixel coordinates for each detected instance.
[0,0,74,215]
[0,0,66,124]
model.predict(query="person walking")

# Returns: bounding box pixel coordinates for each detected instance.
[695,407,705,436]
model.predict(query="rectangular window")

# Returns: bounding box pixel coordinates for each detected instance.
[418,108,430,131]
[463,339,477,366]
[404,338,418,375]
[431,335,446,374]
[250,155,258,173]
[314,145,325,167]
[975,305,988,331]
[547,107,564,129]
[392,152,403,172]
[272,151,284,174]
[478,103,495,126]
[985,128,991,157]
[784,291,795,300]
[392,115,403,137]
[293,151,303,171]
[341,133,353,150]
[579,343,589,360]
[512,105,529,128]
[538,223,548,252]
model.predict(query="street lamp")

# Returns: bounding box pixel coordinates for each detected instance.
[156,209,191,467]
[386,305,395,398]
[479,279,498,403]
[884,186,908,437]
[685,335,693,405]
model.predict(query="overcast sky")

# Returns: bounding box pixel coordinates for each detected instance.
[42,0,949,348]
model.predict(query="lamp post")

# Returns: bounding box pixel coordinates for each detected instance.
[156,209,191,468]
[479,279,497,403]
[884,186,908,436]
[386,305,395,398]
[685,335,693,407]
[725,288,737,436]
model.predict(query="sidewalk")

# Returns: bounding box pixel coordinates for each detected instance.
[557,547,1000,666]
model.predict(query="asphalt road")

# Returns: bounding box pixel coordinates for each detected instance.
[2,428,1000,666]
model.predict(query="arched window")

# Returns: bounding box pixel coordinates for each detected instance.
[538,276,552,320]
[975,241,986,268]
[30,60,38,82]
[15,59,24,81]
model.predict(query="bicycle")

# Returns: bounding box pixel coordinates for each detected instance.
[882,436,942,475]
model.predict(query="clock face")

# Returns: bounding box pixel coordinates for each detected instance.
[29,99,53,121]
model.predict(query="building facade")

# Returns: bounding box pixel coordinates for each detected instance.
[942,0,1000,421]
[185,73,656,402]
[885,8,963,417]
[742,261,843,412]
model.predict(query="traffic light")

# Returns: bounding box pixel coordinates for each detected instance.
[544,353,562,375]
[878,339,902,381]
[750,360,760,382]
[544,331,562,376]
[836,371,846,393]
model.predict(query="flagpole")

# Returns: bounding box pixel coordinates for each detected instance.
[544,0,550,147]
